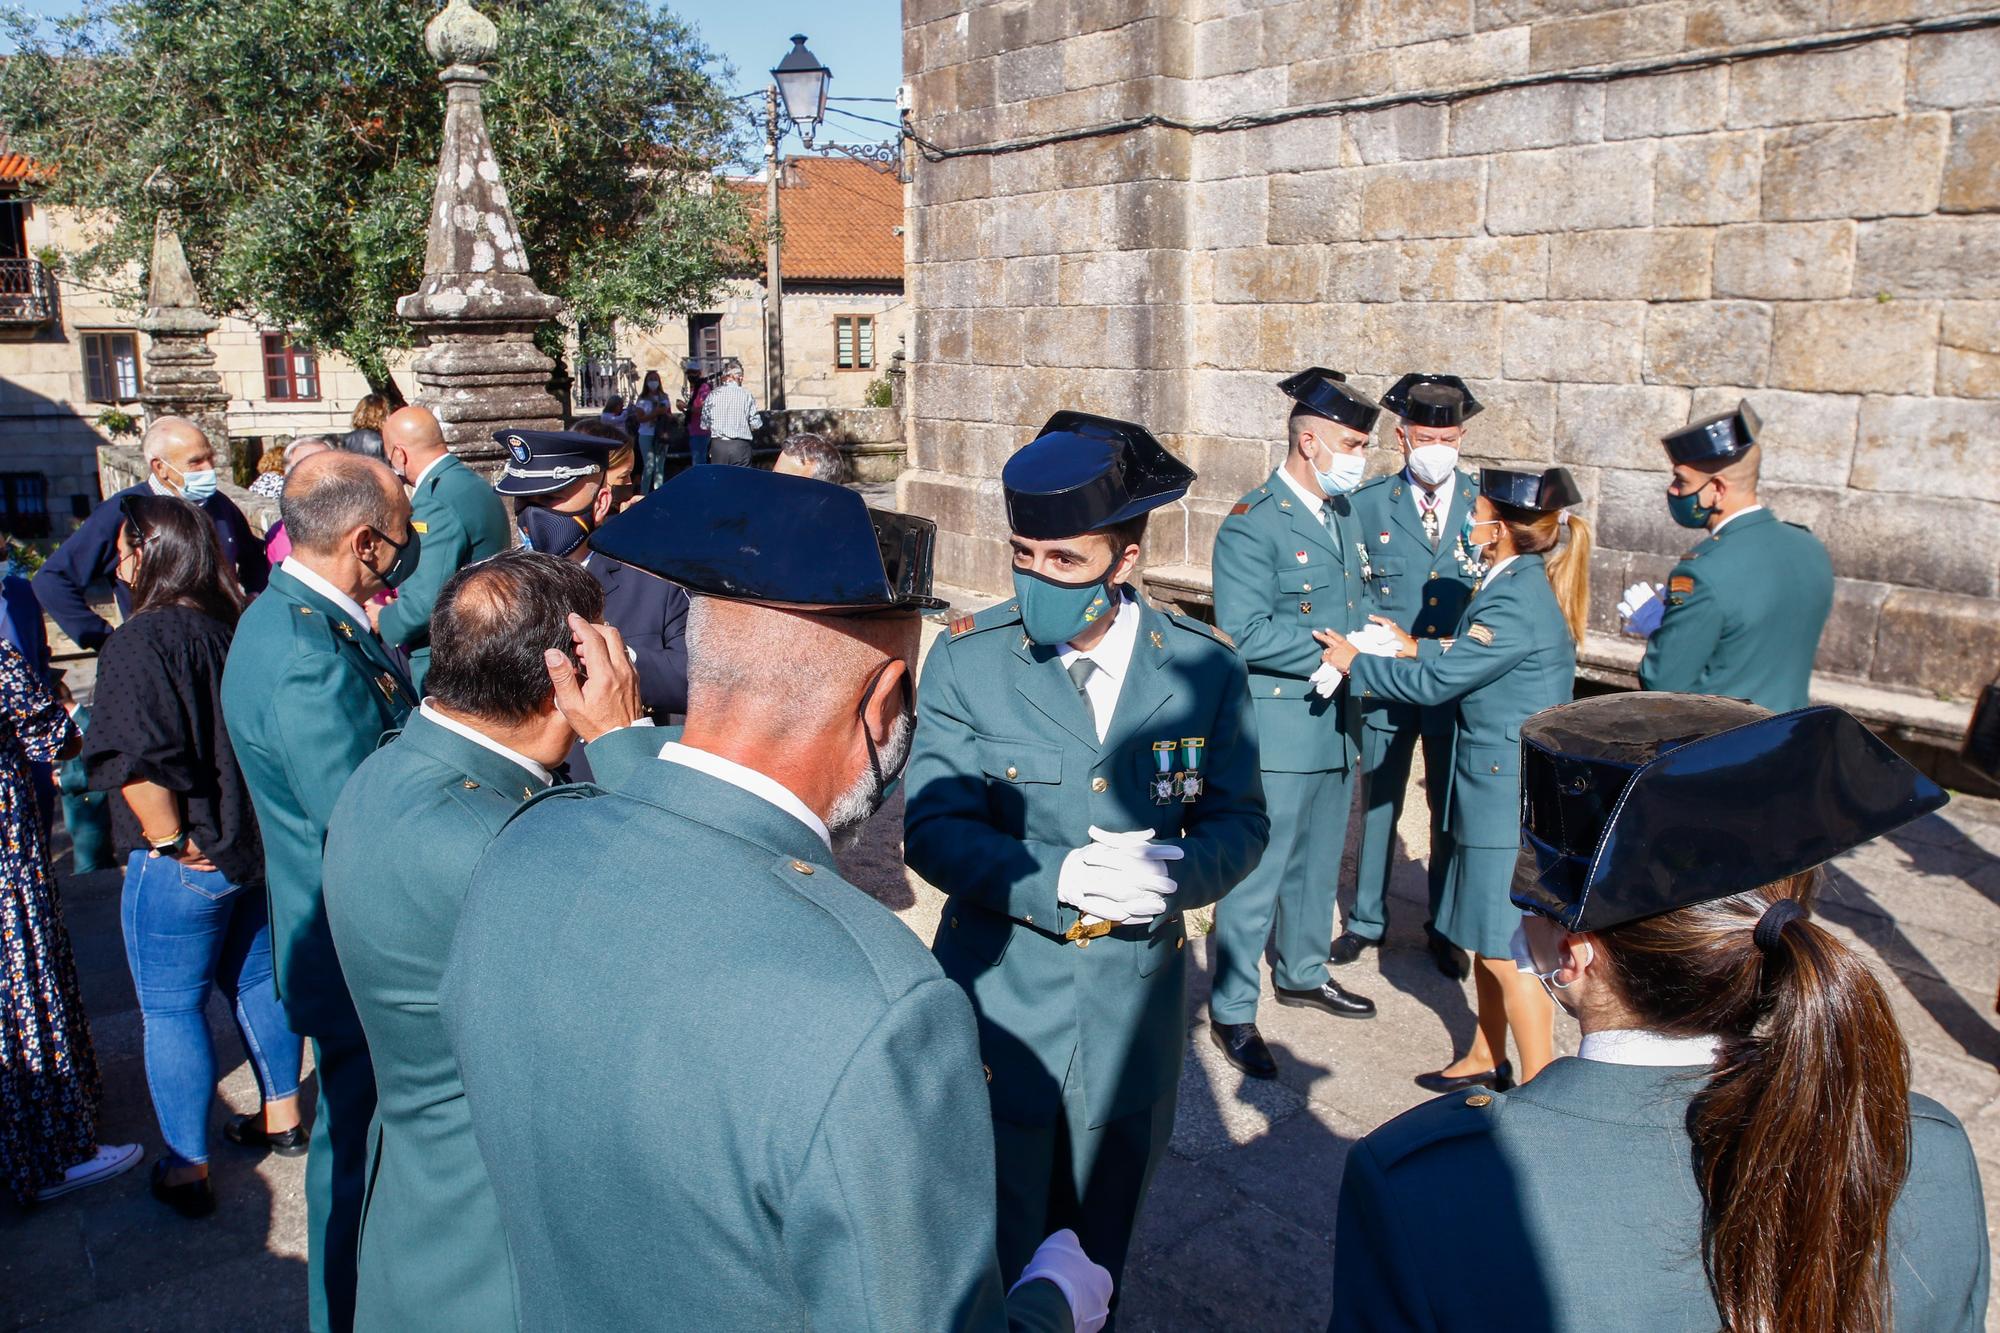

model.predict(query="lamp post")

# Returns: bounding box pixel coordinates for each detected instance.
[765,34,830,413]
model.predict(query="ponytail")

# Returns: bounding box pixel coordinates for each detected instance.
[1545,513,1590,646]
[1597,870,1912,1333]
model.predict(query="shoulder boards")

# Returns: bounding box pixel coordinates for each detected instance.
[949,613,976,636]
[1668,575,1695,595]
[501,781,604,829]
[948,601,1022,639]
[1168,611,1233,648]
[1360,1088,1506,1169]
[1465,623,1495,646]
[410,520,429,534]
[1229,502,1250,515]
[1232,487,1276,514]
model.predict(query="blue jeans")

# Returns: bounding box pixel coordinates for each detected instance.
[688,432,710,466]
[120,850,302,1165]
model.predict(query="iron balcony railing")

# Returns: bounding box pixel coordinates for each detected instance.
[0,257,57,326]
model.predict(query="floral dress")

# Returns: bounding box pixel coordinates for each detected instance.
[0,636,95,1202]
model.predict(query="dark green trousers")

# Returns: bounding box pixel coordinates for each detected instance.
[307,1028,375,1333]
[1210,767,1351,1022]
[1350,722,1451,943]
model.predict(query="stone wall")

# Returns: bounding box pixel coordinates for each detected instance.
[900,0,2000,710]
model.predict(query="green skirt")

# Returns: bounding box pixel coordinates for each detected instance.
[1436,841,1523,959]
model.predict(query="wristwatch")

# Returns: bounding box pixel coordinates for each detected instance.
[148,829,189,856]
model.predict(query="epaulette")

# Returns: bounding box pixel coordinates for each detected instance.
[498,780,605,831]
[1357,1086,1506,1170]
[1227,485,1276,518]
[1353,472,1398,496]
[948,599,1023,638]
[1166,609,1234,649]
[286,601,340,650]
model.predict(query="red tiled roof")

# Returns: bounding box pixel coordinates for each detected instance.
[731,156,903,285]
[0,144,47,185]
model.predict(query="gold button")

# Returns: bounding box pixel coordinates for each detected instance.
[1347,601,1354,609]
[1428,597,1439,606]
[790,860,815,875]
[1466,1093,1493,1108]
[1302,582,1312,591]
[461,780,479,790]
[1272,686,1282,696]
[1364,689,1374,698]
[1491,764,1501,774]
[1077,937,1091,949]
[1091,777,1108,793]
[1425,624,1436,633]
[983,1064,992,1083]
[950,916,959,928]
[1025,914,1035,925]
[1430,570,1438,578]
[1005,765,1018,779]
[1176,936,1185,950]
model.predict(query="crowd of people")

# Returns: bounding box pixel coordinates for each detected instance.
[0,358,1988,1333]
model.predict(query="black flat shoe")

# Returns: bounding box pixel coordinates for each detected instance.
[1328,932,1378,967]
[1273,979,1377,1019]
[224,1113,307,1158]
[1413,1060,1514,1094]
[1427,932,1471,981]
[150,1158,216,1219]
[1208,1021,1278,1080]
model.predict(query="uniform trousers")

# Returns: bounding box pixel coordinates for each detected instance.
[1210,767,1351,1022]
[1349,719,1452,943]
[306,1025,375,1333]
[993,1067,1176,1298]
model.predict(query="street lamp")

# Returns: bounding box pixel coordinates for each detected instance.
[764,35,831,412]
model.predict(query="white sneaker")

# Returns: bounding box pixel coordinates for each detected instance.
[34,1143,142,1201]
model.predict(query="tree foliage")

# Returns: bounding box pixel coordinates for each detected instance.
[0,0,758,390]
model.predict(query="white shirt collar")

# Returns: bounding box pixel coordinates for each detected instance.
[656,740,831,850]
[1402,467,1448,509]
[280,556,373,627]
[1712,503,1764,535]
[146,474,174,498]
[1482,553,1520,584]
[1056,588,1141,743]
[1578,1028,1722,1067]
[1274,464,1325,516]
[411,452,449,490]
[420,700,552,785]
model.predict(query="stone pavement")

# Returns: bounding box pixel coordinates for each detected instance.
[7,677,1998,1330]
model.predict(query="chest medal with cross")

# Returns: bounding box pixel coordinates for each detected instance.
[1150,736,1208,805]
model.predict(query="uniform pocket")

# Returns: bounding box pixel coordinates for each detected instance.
[940,902,1012,967]
[976,735,1063,786]
[1276,565,1332,595]
[1136,918,1185,977]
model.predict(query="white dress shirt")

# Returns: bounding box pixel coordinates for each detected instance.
[280,556,373,628]
[1577,1028,1722,1067]
[1481,553,1520,585]
[409,452,448,490]
[420,700,552,786]
[1056,587,1140,743]
[1274,463,1325,519]
[657,740,831,850]
[1711,502,1765,535]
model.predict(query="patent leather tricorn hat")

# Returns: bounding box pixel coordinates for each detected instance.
[1003,411,1195,541]
[1479,466,1582,515]
[1277,367,1381,434]
[1511,693,1949,932]
[1662,400,1760,466]
[1380,372,1483,426]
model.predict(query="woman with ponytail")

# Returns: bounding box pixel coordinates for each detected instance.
[1319,467,1587,1091]
[1329,693,1989,1333]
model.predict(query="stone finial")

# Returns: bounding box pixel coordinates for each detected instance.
[426,0,498,69]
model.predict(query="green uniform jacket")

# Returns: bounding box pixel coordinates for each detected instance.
[222,566,413,1037]
[1638,507,1833,713]
[1349,469,1481,737]
[1347,555,1575,849]
[323,715,659,1333]
[439,758,1072,1333]
[905,593,1269,1129]
[1211,472,1365,774]
[1331,1058,1990,1331]
[375,455,512,692]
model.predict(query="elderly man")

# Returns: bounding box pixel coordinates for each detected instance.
[772,431,849,483]
[698,363,762,467]
[35,415,268,650]
[221,450,417,1333]
[325,550,658,1332]
[370,406,510,692]
[442,467,1111,1332]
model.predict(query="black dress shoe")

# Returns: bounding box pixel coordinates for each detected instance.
[1208,1021,1278,1080]
[1273,979,1377,1019]
[1427,932,1471,981]
[224,1113,308,1158]
[1327,933,1379,967]
[150,1158,216,1219]
[1413,1060,1515,1094]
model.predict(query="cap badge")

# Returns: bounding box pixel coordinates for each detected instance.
[506,434,531,464]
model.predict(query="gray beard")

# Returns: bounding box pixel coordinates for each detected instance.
[826,711,914,849]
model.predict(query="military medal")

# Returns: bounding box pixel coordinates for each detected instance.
[1295,550,1309,564]
[1379,531,1390,544]
[1151,740,1180,805]
[375,672,403,705]
[1180,737,1205,803]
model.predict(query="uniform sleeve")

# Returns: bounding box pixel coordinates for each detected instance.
[0,638,76,763]
[1161,646,1268,912]
[904,635,1070,927]
[376,491,466,648]
[32,499,122,650]
[785,978,1072,1333]
[1212,510,1323,678]
[272,652,389,836]
[580,724,662,789]
[1637,558,1721,695]
[1348,592,1535,709]
[1328,1140,1438,1333]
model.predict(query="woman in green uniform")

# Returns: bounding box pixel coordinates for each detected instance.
[1318,467,1590,1091]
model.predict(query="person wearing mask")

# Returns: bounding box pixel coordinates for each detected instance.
[1621,403,1834,712]
[680,368,713,468]
[1206,369,1378,1082]
[35,416,269,652]
[1319,467,1589,1093]
[370,406,511,693]
[83,496,302,1220]
[325,551,657,1332]
[261,436,336,565]
[442,467,1113,1332]
[1331,693,1989,1331]
[570,419,642,511]
[221,451,417,1333]
[905,412,1268,1297]
[1339,374,1485,980]
[498,429,688,722]
[772,430,850,483]
[631,369,671,493]
[699,363,762,467]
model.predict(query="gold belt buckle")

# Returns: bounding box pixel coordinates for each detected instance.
[1064,918,1116,944]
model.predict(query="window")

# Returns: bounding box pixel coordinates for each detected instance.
[834,315,874,371]
[82,331,142,403]
[261,333,320,401]
[688,313,722,363]
[0,472,49,538]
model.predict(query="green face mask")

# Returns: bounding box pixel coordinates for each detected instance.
[1667,482,1716,529]
[1012,566,1115,646]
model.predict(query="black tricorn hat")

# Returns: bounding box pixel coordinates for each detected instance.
[493,429,617,497]
[589,466,946,614]
[1381,372,1483,426]
[1662,401,1760,466]
[1003,411,1195,541]
[1511,694,1948,933]
[1479,466,1582,515]
[1277,367,1380,434]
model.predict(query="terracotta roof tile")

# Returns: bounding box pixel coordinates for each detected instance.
[731,156,902,284]
[0,142,47,185]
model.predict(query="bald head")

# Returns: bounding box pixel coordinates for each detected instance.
[281,451,404,556]
[142,416,216,492]
[382,405,448,482]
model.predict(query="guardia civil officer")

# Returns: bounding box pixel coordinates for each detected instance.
[1338,374,1484,980]
[323,551,659,1333]
[1320,468,1589,1092]
[1207,368,1377,1081]
[369,406,510,693]
[905,412,1269,1291]
[441,467,1112,1332]
[498,427,690,721]
[1332,694,1989,1332]
[1620,402,1833,712]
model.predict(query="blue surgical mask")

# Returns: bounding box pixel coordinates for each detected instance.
[1312,447,1367,497]
[168,463,218,504]
[1012,566,1115,647]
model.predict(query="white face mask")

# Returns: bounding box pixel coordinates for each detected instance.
[1407,442,1459,487]
[1312,447,1368,497]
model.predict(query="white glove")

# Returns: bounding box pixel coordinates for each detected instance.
[1012,1229,1113,1333]
[1059,828,1182,925]
[1618,582,1664,637]
[1347,622,1404,657]
[1310,661,1344,698]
